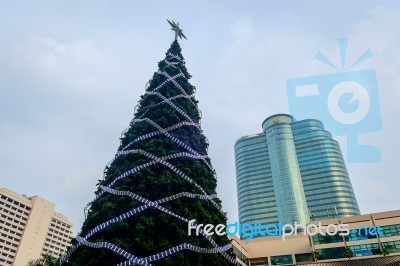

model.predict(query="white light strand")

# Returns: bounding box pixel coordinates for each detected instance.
[75,236,149,265]
[146,60,196,107]
[153,93,195,107]
[117,118,212,170]
[75,236,234,266]
[129,243,234,265]
[167,53,183,62]
[100,186,237,265]
[145,90,196,123]
[61,186,236,265]
[95,150,220,208]
[165,53,183,68]
[165,60,178,66]
[147,72,184,94]
[120,120,200,152]
[155,71,196,107]
[121,118,201,153]
[84,186,219,241]
[118,149,212,171]
[60,51,236,265]
[116,243,234,266]
[59,205,151,264]
[156,71,189,96]
[104,119,204,179]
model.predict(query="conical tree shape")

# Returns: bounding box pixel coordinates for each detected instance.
[59,40,237,266]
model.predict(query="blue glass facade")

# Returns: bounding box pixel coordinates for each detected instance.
[263,115,309,226]
[235,114,360,238]
[235,133,278,228]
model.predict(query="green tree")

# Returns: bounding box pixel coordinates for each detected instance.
[343,246,354,259]
[381,248,389,256]
[311,250,320,262]
[58,40,236,265]
[27,254,56,266]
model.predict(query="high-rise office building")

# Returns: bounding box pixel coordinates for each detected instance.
[0,188,73,265]
[235,114,360,234]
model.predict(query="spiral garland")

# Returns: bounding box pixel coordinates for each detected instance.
[59,52,237,265]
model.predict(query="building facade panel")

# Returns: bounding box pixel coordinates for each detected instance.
[0,188,73,265]
[235,114,360,239]
[291,119,360,220]
[263,115,309,226]
[235,134,279,227]
[230,210,400,266]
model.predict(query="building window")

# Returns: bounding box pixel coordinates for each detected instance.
[316,247,344,260]
[344,226,378,241]
[270,255,292,265]
[295,253,312,263]
[250,257,268,266]
[380,224,400,238]
[233,246,248,265]
[381,240,400,254]
[312,233,343,244]
[349,243,380,256]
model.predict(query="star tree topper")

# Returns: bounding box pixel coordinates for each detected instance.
[167,19,187,40]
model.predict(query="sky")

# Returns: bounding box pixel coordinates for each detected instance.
[0,1,399,235]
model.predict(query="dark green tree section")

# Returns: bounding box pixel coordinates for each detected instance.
[64,41,234,266]
[28,254,56,266]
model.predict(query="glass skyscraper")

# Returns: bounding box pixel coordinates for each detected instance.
[235,114,360,235]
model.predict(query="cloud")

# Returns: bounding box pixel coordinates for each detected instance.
[27,36,106,90]
[1,2,400,236]
[206,7,400,225]
[64,166,99,190]
[229,16,254,49]
[0,35,126,233]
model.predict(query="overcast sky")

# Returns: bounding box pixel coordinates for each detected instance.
[1,1,399,235]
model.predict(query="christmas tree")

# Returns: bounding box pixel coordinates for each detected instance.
[58,37,237,265]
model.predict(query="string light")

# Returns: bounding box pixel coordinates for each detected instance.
[59,51,237,265]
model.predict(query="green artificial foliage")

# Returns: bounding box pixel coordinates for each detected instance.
[343,246,354,259]
[381,248,389,256]
[60,40,235,266]
[311,250,319,262]
[27,254,56,266]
